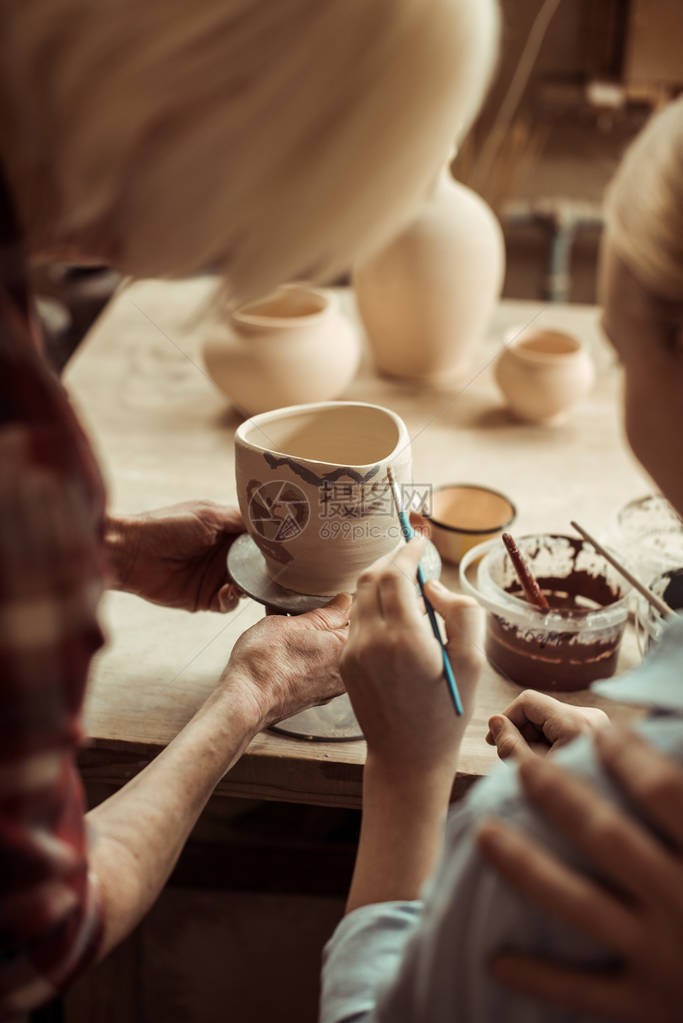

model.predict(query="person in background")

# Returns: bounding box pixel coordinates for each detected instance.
[0,0,499,1014]
[320,96,683,1023]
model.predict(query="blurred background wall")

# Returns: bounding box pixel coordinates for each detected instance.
[455,0,683,304]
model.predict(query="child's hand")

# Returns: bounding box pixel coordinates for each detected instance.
[341,537,483,781]
[486,690,610,762]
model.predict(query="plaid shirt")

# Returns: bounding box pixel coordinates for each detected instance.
[0,175,106,1016]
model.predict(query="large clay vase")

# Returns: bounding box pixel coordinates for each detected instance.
[235,401,412,595]
[353,167,505,384]
[202,283,360,416]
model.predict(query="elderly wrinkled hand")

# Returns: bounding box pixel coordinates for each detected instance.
[106,500,245,612]
[223,593,351,728]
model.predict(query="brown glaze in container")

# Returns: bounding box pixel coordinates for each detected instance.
[463,534,631,692]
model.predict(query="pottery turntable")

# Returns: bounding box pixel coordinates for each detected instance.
[228,532,442,741]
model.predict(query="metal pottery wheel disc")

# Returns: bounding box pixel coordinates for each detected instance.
[227,533,442,741]
[227,533,334,614]
[269,694,362,742]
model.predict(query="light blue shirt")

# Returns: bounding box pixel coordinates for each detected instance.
[321,619,683,1023]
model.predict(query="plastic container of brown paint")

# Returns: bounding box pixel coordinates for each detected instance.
[460,533,631,691]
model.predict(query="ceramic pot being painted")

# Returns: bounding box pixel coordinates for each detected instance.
[495,327,595,424]
[235,401,411,595]
[202,283,360,417]
[353,166,505,384]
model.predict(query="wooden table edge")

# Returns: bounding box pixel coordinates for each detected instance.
[77,738,481,810]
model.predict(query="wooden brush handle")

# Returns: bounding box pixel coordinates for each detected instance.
[502,532,550,612]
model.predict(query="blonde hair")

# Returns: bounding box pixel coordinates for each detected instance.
[605,97,683,302]
[2,0,499,304]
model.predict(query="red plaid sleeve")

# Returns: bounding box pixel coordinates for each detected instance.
[0,427,105,1016]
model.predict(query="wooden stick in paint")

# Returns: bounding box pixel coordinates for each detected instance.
[502,532,551,612]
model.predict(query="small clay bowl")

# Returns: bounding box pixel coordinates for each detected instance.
[495,327,595,424]
[425,484,516,565]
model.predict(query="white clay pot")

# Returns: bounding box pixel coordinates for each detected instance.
[202,284,360,417]
[235,401,411,595]
[353,166,505,384]
[494,327,595,424]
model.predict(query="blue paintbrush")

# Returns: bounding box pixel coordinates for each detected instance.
[386,467,463,715]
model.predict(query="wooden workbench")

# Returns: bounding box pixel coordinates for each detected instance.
[65,278,648,808]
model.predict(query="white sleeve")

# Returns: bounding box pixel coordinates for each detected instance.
[321,902,422,1023]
